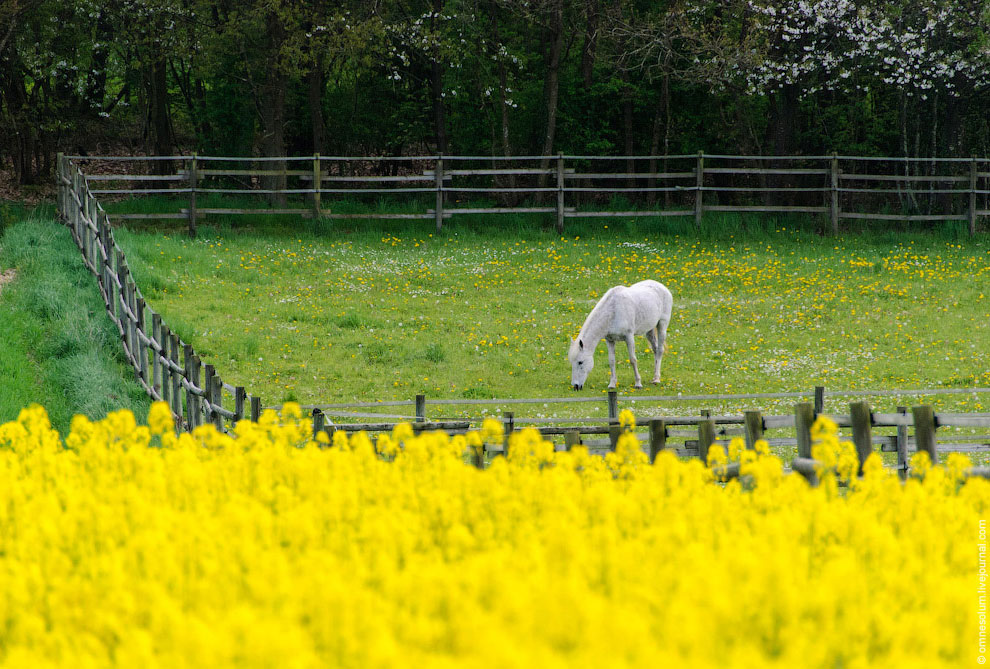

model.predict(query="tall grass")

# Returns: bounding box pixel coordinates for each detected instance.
[0,217,150,431]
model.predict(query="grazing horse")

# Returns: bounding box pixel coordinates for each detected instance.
[568,280,673,390]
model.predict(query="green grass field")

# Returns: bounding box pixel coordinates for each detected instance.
[111,210,990,428]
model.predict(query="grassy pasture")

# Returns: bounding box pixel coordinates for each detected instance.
[113,210,990,427]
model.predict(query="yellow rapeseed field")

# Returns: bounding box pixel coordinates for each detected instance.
[0,403,985,668]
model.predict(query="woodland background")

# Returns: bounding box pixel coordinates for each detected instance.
[3,0,990,189]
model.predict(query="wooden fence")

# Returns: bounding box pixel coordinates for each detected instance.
[56,154,990,483]
[64,153,990,236]
[316,390,989,483]
[57,155,263,430]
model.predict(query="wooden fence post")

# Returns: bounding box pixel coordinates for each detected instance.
[313,408,325,440]
[188,152,198,238]
[250,396,262,423]
[120,270,131,362]
[234,387,246,424]
[56,153,64,215]
[170,332,182,426]
[203,364,215,426]
[435,155,444,233]
[794,402,815,459]
[159,326,170,407]
[648,419,666,463]
[99,215,112,309]
[694,151,704,230]
[472,439,485,469]
[88,199,98,270]
[127,276,138,369]
[912,405,938,465]
[744,410,763,449]
[82,197,93,269]
[564,430,582,451]
[830,152,840,235]
[608,423,621,451]
[502,410,514,459]
[607,390,618,422]
[210,375,223,431]
[183,344,195,429]
[152,314,162,400]
[698,418,715,463]
[113,249,125,330]
[849,401,872,475]
[415,394,426,423]
[502,410,514,436]
[814,385,825,415]
[312,153,322,220]
[190,355,202,428]
[135,297,148,385]
[69,170,79,235]
[970,156,978,237]
[896,406,909,481]
[556,153,565,234]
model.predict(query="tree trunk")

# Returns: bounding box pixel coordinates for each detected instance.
[431,59,448,154]
[622,70,635,192]
[4,60,34,185]
[647,73,670,207]
[260,13,287,203]
[430,0,448,154]
[767,83,798,204]
[259,75,287,203]
[84,11,112,116]
[149,56,173,174]
[309,54,326,153]
[580,0,598,91]
[491,2,515,205]
[538,1,564,189]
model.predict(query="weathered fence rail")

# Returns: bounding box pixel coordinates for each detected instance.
[319,393,988,483]
[65,153,989,236]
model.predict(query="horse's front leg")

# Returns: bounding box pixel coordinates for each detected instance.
[607,338,618,389]
[625,334,642,388]
[645,328,661,384]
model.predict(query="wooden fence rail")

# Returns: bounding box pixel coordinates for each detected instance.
[65,153,990,236]
[335,396,987,483]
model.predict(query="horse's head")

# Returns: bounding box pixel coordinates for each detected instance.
[568,338,593,390]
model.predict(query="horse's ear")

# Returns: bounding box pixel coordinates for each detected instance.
[578,339,584,350]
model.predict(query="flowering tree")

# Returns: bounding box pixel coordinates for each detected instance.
[741,0,990,156]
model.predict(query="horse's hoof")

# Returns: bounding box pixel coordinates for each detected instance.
[634,384,643,389]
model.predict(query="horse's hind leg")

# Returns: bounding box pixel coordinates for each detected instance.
[645,327,661,384]
[624,334,642,388]
[607,338,618,389]
[653,319,669,384]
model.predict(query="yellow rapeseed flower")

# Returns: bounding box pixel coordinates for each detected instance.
[0,405,984,668]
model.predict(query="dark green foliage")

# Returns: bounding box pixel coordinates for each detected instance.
[6,1,990,193]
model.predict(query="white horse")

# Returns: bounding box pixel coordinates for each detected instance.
[568,280,673,390]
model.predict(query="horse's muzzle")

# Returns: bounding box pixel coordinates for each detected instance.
[573,384,583,391]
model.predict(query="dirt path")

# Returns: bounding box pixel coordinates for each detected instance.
[0,269,16,297]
